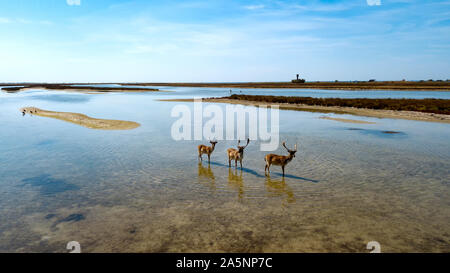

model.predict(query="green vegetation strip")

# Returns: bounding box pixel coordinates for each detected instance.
[215,95,450,115]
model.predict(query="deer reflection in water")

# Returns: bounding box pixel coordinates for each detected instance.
[197,163,216,191]
[265,175,295,205]
[228,168,244,200]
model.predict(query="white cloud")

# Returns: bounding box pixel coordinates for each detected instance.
[17,18,32,24]
[39,20,53,25]
[0,17,52,25]
[67,0,81,6]
[244,5,265,10]
[367,0,382,6]
[0,17,11,24]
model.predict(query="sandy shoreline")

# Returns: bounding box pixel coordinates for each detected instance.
[319,117,376,124]
[159,98,450,123]
[21,107,140,130]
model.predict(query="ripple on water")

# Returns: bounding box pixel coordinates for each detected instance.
[1,89,449,252]
[36,139,57,146]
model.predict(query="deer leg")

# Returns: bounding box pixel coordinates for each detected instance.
[282,166,285,177]
[208,154,211,163]
[228,158,231,167]
[240,159,243,169]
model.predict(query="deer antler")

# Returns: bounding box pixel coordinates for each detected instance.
[294,143,298,151]
[282,142,290,152]
[244,138,250,148]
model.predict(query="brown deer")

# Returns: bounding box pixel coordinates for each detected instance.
[227,138,250,169]
[265,142,298,177]
[198,140,218,163]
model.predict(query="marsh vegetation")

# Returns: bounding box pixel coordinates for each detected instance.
[215,95,450,115]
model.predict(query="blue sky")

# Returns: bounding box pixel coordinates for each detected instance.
[0,0,449,82]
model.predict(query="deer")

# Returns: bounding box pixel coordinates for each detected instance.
[265,142,298,177]
[227,138,250,169]
[198,140,218,163]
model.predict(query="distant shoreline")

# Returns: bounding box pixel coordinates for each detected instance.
[1,81,450,91]
[159,97,450,123]
[1,84,160,93]
[125,81,450,91]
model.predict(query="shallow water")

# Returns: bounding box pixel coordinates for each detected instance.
[66,84,450,99]
[0,88,449,253]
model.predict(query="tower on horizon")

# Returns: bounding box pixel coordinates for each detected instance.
[292,74,305,83]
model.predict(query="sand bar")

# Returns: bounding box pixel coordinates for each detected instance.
[21,107,140,130]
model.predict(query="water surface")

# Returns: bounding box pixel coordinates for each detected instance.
[66,84,450,99]
[0,88,449,252]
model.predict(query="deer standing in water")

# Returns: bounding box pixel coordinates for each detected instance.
[198,140,218,163]
[265,142,298,177]
[227,138,250,169]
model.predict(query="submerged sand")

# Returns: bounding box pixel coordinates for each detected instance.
[159,98,450,123]
[21,107,140,130]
